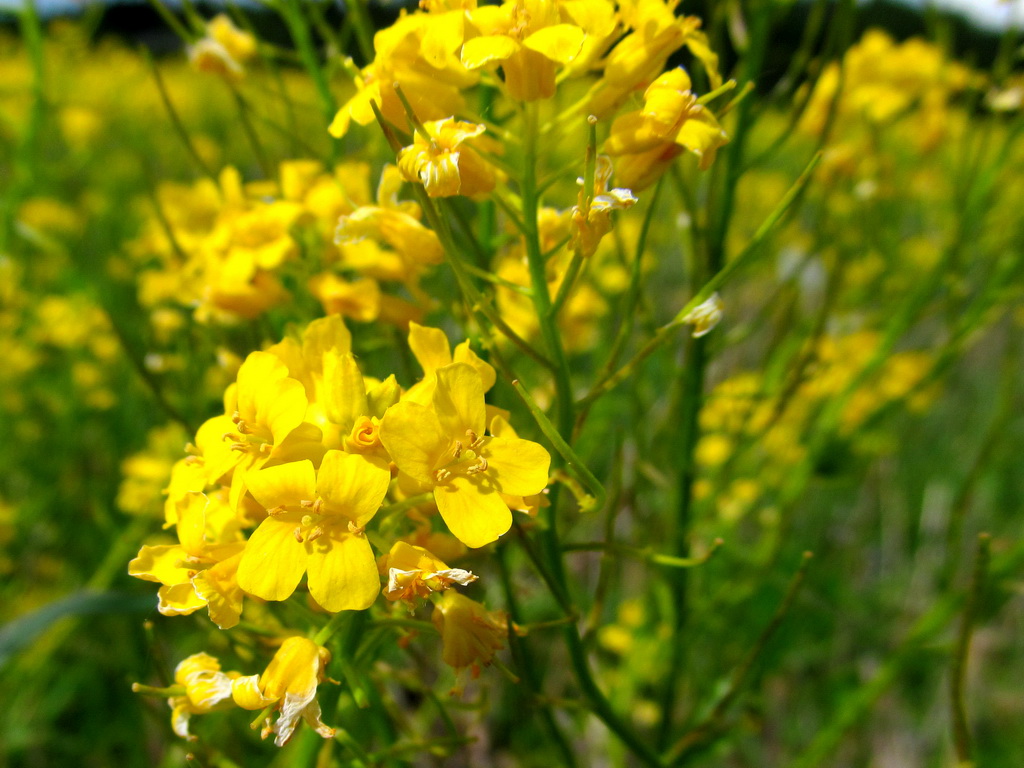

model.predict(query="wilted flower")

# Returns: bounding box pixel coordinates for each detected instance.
[382,540,477,606]
[431,591,508,691]
[681,293,723,338]
[164,653,240,740]
[232,637,335,746]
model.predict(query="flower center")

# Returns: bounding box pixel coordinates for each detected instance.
[433,429,489,482]
[225,410,274,455]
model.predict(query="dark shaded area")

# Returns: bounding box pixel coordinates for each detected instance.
[0,0,1013,76]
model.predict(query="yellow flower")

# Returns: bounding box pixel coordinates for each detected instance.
[398,118,497,198]
[308,273,382,323]
[194,351,324,511]
[188,15,257,79]
[128,492,246,629]
[403,321,497,405]
[166,652,240,740]
[379,363,550,548]
[585,0,720,118]
[604,67,728,189]
[232,637,335,747]
[265,314,353,404]
[235,451,391,611]
[328,14,475,139]
[461,0,587,101]
[431,591,508,687]
[571,155,638,259]
[334,166,445,284]
[381,541,477,605]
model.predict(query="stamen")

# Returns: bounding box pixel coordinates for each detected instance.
[435,468,452,482]
[466,457,488,474]
[293,527,304,543]
[453,440,463,459]
[347,521,366,535]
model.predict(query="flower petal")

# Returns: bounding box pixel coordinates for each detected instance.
[433,363,486,439]
[306,532,380,612]
[435,476,511,548]
[322,351,368,435]
[246,460,317,512]
[379,400,449,485]
[193,550,245,630]
[262,377,310,446]
[315,451,391,526]
[523,24,586,65]
[175,492,208,555]
[157,583,206,616]
[461,35,519,69]
[453,340,496,392]
[236,517,307,601]
[129,544,189,585]
[482,436,551,496]
[409,322,454,375]
[232,674,276,710]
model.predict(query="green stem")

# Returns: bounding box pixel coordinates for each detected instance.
[563,538,723,569]
[667,553,814,764]
[144,49,217,183]
[511,380,605,514]
[146,0,195,42]
[788,540,1024,768]
[578,152,821,410]
[656,258,710,752]
[520,101,662,768]
[521,102,576,439]
[334,728,373,766]
[2,0,44,252]
[342,0,375,64]
[312,612,349,646]
[496,545,579,768]
[228,84,272,177]
[278,0,340,157]
[950,533,991,764]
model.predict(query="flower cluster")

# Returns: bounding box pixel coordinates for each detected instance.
[128,161,442,327]
[330,0,726,211]
[130,316,547,742]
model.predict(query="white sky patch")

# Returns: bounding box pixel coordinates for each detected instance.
[918,0,1024,29]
